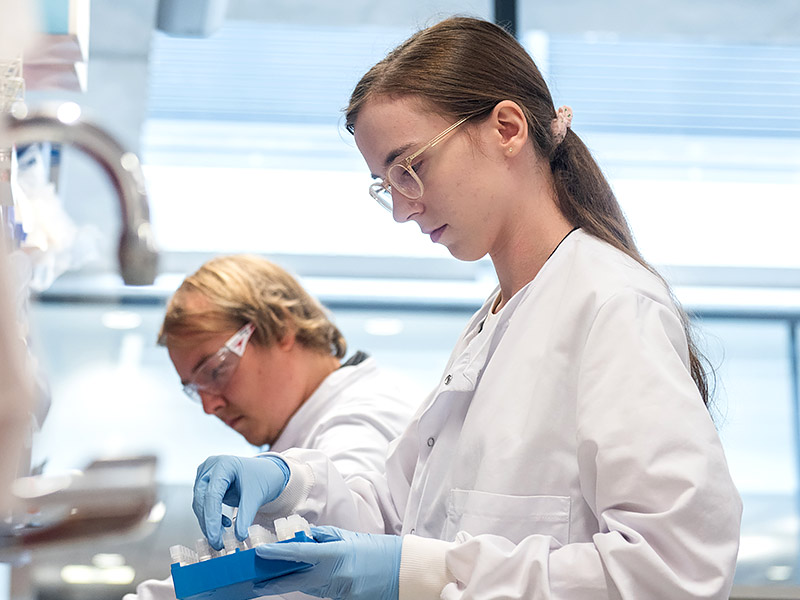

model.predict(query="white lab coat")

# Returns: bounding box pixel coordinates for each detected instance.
[123,357,419,600]
[267,230,742,600]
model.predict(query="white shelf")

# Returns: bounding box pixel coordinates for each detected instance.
[24,0,90,92]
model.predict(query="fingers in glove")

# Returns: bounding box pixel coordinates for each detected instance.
[203,467,236,550]
[308,525,345,544]
[255,541,324,564]
[233,494,260,541]
[192,461,213,539]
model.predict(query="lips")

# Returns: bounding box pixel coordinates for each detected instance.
[223,416,242,428]
[429,225,446,243]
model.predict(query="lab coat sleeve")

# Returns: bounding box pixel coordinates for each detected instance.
[400,290,741,600]
[290,410,402,479]
[562,291,742,598]
[255,374,422,533]
[256,415,421,535]
[122,575,176,600]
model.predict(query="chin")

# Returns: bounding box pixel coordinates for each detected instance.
[243,432,264,446]
[239,429,259,446]
[446,244,487,263]
[247,431,274,447]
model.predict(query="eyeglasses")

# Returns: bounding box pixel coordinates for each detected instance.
[369,115,471,211]
[182,322,255,403]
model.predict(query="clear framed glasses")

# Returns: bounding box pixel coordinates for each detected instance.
[182,322,255,403]
[369,115,472,211]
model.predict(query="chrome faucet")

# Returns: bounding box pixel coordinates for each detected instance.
[0,101,158,285]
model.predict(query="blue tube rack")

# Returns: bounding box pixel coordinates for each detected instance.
[171,531,313,600]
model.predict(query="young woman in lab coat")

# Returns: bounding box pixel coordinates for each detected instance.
[123,254,419,600]
[192,18,742,600]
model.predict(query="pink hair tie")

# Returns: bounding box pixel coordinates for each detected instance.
[551,105,573,145]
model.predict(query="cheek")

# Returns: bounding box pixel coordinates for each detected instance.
[233,366,263,396]
[446,145,490,196]
[221,364,257,404]
[427,163,470,210]
[448,168,490,218]
[231,358,281,408]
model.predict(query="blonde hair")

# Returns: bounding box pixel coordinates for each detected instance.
[158,254,346,358]
[346,16,712,406]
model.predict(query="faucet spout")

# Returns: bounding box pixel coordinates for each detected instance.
[1,102,158,285]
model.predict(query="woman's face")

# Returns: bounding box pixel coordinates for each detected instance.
[353,95,514,262]
[168,327,302,447]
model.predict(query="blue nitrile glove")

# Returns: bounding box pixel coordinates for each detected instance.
[254,525,401,600]
[192,454,290,550]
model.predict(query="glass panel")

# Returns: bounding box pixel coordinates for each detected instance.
[30,299,800,592]
[516,28,800,278]
[17,2,800,597]
[698,318,799,588]
[28,302,257,484]
[25,295,473,595]
[142,5,492,271]
[27,301,469,484]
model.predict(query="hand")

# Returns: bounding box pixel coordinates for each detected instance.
[192,455,290,550]
[254,525,401,600]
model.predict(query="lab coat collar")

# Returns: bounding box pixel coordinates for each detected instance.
[441,228,584,395]
[467,228,584,339]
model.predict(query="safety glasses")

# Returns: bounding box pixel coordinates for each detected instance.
[182,322,255,403]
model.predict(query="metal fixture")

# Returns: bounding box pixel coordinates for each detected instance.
[0,102,158,285]
[1,455,158,554]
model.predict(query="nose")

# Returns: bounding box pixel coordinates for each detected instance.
[391,191,422,223]
[199,391,226,415]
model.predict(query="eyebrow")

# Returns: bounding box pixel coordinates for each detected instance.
[370,142,416,179]
[385,143,414,167]
[182,352,214,385]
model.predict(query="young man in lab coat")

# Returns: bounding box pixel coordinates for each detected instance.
[123,254,420,600]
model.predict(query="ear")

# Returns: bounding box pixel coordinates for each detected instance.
[489,100,529,155]
[276,323,297,352]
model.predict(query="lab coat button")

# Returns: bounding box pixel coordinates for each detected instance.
[427,437,435,447]
[444,374,452,385]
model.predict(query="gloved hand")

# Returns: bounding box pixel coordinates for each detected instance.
[254,525,401,600]
[192,454,290,550]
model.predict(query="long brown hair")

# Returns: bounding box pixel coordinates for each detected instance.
[345,16,712,407]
